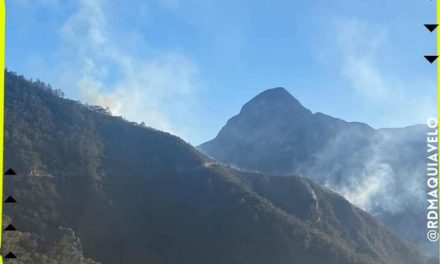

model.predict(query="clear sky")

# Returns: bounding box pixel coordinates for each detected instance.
[6,0,437,145]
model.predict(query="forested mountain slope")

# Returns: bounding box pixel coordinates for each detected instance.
[199,87,432,254]
[3,71,435,264]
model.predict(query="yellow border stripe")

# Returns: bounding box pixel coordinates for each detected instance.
[0,1,5,263]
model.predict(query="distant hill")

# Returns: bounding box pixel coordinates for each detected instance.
[3,72,436,264]
[198,87,433,255]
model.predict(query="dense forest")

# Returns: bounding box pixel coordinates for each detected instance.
[2,70,437,264]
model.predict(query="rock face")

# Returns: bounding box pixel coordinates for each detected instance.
[199,87,433,255]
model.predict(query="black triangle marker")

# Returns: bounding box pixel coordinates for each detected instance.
[4,252,16,259]
[4,196,16,203]
[425,55,438,63]
[4,224,16,231]
[425,24,438,32]
[4,168,16,176]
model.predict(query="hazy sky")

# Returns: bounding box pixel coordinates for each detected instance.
[6,0,437,144]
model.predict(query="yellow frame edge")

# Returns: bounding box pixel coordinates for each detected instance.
[0,1,5,264]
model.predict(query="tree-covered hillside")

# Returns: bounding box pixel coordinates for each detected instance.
[2,71,436,264]
[198,87,432,254]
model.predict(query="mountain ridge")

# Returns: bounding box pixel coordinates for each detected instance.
[3,71,435,263]
[198,87,433,255]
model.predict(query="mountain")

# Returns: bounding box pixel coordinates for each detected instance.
[198,87,432,255]
[3,72,436,264]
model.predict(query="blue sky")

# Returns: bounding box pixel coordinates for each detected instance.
[6,0,437,145]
